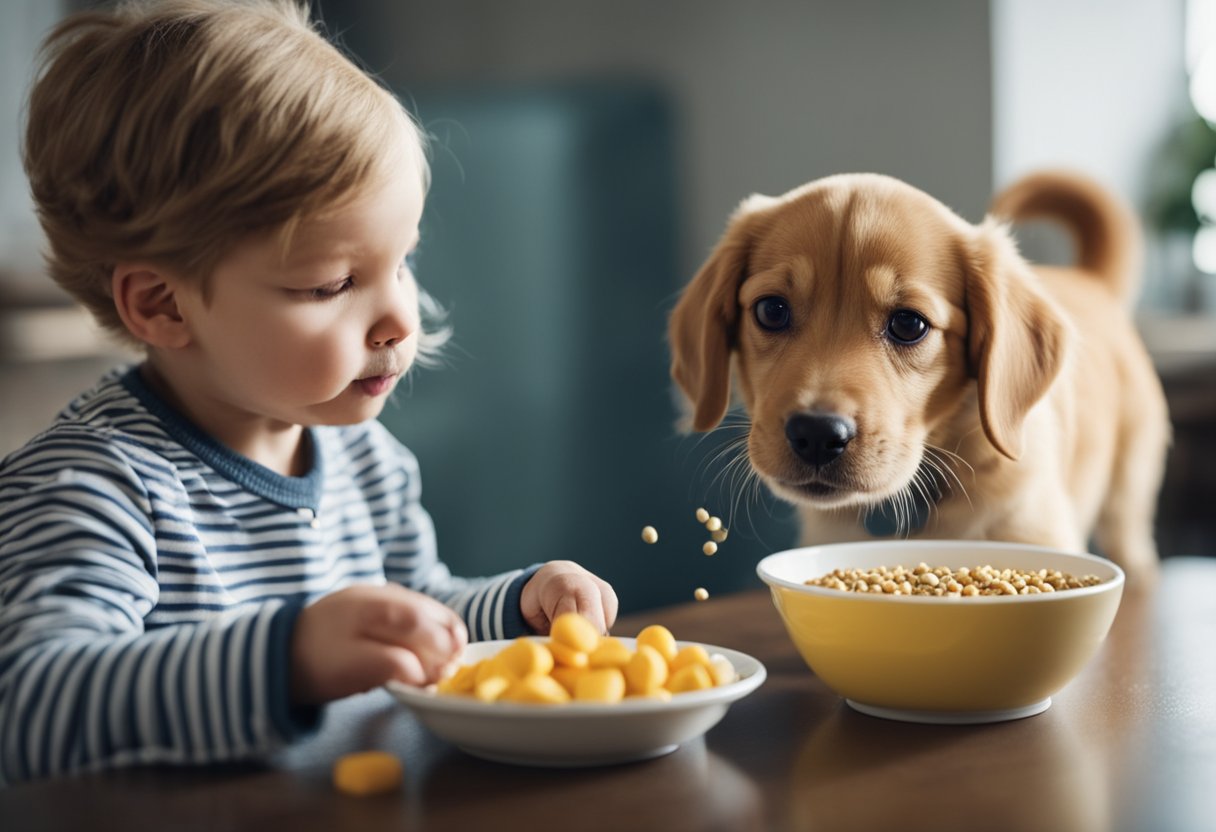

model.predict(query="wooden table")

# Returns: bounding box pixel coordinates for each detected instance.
[4,557,1214,832]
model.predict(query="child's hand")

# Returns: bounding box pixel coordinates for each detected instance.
[520,560,619,636]
[290,584,467,705]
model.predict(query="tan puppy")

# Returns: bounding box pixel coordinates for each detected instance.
[669,171,1169,581]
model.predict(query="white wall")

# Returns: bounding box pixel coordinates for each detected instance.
[991,0,1192,308]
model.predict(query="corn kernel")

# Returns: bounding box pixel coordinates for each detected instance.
[694,587,709,601]
[332,751,403,797]
[702,541,718,556]
[695,507,710,523]
[641,525,659,544]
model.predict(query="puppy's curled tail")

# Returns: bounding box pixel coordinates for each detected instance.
[990,170,1142,303]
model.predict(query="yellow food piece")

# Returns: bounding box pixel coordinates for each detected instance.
[641,525,659,543]
[433,615,740,706]
[499,637,554,678]
[709,654,737,686]
[588,637,632,669]
[474,656,515,686]
[627,687,673,702]
[667,663,714,693]
[694,587,709,601]
[502,673,571,704]
[550,611,600,653]
[636,624,677,663]
[474,674,512,703]
[332,751,403,797]
[435,663,477,695]
[547,639,589,669]
[551,665,584,695]
[574,668,627,703]
[670,644,711,674]
[624,644,669,694]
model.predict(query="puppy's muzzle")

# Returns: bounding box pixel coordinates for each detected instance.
[785,413,856,468]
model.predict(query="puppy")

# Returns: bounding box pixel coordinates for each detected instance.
[669,171,1169,581]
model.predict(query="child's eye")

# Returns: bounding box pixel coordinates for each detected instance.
[307,277,354,300]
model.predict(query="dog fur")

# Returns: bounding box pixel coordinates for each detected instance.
[669,171,1169,581]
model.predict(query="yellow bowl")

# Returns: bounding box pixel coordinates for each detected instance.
[756,540,1124,723]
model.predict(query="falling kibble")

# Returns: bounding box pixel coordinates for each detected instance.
[695,507,710,523]
[711,527,728,543]
[694,587,709,601]
[702,541,718,556]
[641,525,659,544]
[705,516,722,532]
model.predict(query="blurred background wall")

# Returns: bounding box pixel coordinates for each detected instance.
[2,0,1213,614]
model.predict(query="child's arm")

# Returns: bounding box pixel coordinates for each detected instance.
[0,438,311,784]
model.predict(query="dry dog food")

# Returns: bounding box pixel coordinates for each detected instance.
[332,751,404,796]
[805,563,1103,596]
[434,614,737,704]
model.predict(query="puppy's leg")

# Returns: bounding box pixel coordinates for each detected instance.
[1092,410,1168,583]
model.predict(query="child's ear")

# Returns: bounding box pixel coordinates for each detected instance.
[111,265,192,349]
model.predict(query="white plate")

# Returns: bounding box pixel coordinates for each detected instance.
[387,638,766,767]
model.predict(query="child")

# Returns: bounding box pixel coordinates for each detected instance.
[0,0,617,783]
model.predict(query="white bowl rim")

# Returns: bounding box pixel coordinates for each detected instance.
[756,539,1125,604]
[387,639,766,717]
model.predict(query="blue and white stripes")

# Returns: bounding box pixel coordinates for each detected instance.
[0,366,535,784]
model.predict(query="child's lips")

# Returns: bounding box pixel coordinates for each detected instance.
[354,374,397,396]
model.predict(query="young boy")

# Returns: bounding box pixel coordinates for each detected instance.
[0,0,617,783]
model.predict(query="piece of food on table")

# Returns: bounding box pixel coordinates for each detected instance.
[332,751,403,796]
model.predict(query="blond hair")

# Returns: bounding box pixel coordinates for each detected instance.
[23,0,447,359]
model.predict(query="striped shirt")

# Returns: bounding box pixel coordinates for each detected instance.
[0,366,537,784]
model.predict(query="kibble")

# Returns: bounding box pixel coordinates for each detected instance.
[804,562,1103,596]
[695,507,710,523]
[702,541,718,556]
[434,615,737,705]
[641,525,659,544]
[711,528,729,543]
[694,587,710,601]
[705,516,722,532]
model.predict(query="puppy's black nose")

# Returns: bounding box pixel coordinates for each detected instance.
[785,413,856,467]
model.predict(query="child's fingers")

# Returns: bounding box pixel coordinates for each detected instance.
[367,643,428,688]
[360,594,464,680]
[597,578,620,631]
[551,584,608,635]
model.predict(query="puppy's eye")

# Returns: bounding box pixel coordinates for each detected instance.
[886,309,929,344]
[754,296,791,331]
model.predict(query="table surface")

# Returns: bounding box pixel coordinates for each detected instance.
[4,557,1214,832]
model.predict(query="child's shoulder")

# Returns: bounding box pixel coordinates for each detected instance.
[1,366,173,480]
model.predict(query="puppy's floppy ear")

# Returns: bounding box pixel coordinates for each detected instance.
[669,200,764,431]
[963,219,1073,460]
